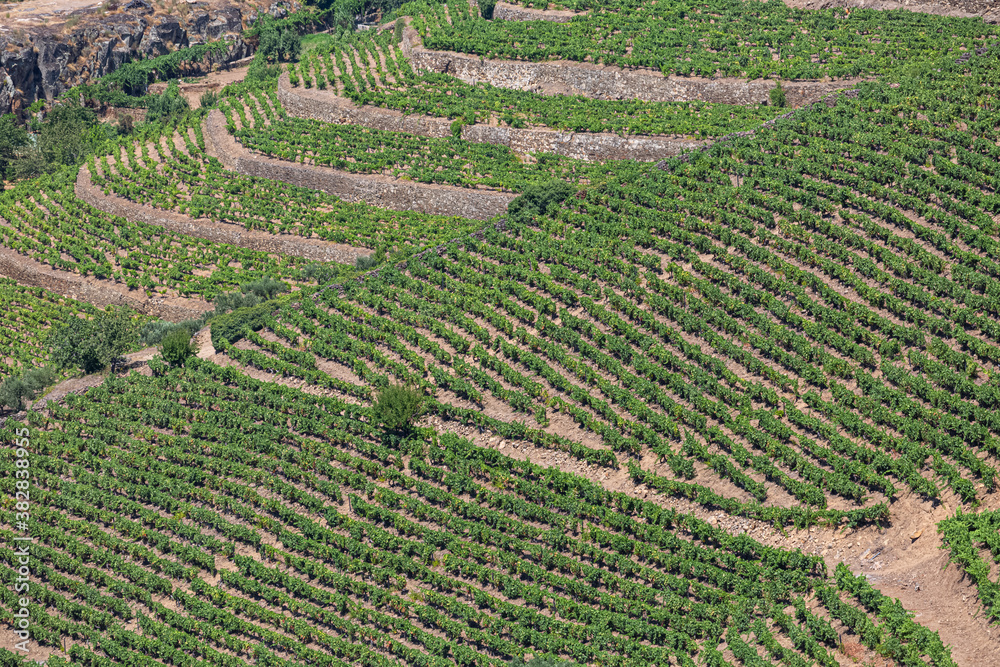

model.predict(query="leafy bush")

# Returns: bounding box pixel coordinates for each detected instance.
[243,276,289,300]
[257,19,303,62]
[146,81,190,124]
[372,384,426,431]
[355,254,380,270]
[479,0,496,19]
[244,58,284,86]
[50,307,139,374]
[301,262,344,285]
[770,81,787,108]
[117,112,134,136]
[211,301,276,349]
[200,90,220,108]
[0,367,57,411]
[450,118,464,138]
[506,179,575,222]
[161,328,196,367]
[0,113,28,180]
[214,278,289,314]
[139,314,209,347]
[13,104,98,178]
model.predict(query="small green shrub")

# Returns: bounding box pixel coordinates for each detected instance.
[161,329,196,367]
[479,0,496,19]
[769,81,787,108]
[0,367,57,411]
[214,278,289,315]
[146,81,190,124]
[211,301,276,349]
[355,255,379,271]
[200,90,219,108]
[394,19,404,42]
[140,313,211,347]
[506,179,575,223]
[372,384,426,432]
[450,118,464,138]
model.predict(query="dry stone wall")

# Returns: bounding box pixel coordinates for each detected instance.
[491,2,582,22]
[204,110,515,220]
[0,245,210,322]
[399,27,863,106]
[277,74,703,162]
[76,166,366,264]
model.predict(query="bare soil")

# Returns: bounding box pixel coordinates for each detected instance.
[0,0,103,28]
[148,64,252,108]
[779,0,1000,20]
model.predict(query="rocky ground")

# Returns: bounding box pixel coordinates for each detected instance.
[0,0,297,118]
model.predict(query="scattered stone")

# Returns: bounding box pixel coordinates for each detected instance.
[123,0,153,14]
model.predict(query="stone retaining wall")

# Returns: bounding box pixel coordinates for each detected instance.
[277,74,702,162]
[0,245,210,322]
[399,26,862,106]
[492,2,581,22]
[203,110,515,220]
[77,166,366,264]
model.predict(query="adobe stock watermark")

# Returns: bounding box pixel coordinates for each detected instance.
[11,428,31,654]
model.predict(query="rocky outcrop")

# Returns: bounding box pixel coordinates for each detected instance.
[0,0,291,117]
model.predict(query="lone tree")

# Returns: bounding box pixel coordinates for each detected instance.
[50,307,139,374]
[372,384,426,432]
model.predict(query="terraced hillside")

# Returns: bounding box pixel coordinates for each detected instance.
[2,0,1000,665]
[403,0,997,79]
[0,280,101,377]
[0,363,956,666]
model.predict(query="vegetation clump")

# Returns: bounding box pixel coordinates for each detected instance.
[49,307,139,374]
[160,328,197,367]
[372,384,426,432]
[769,81,787,108]
[0,367,56,411]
